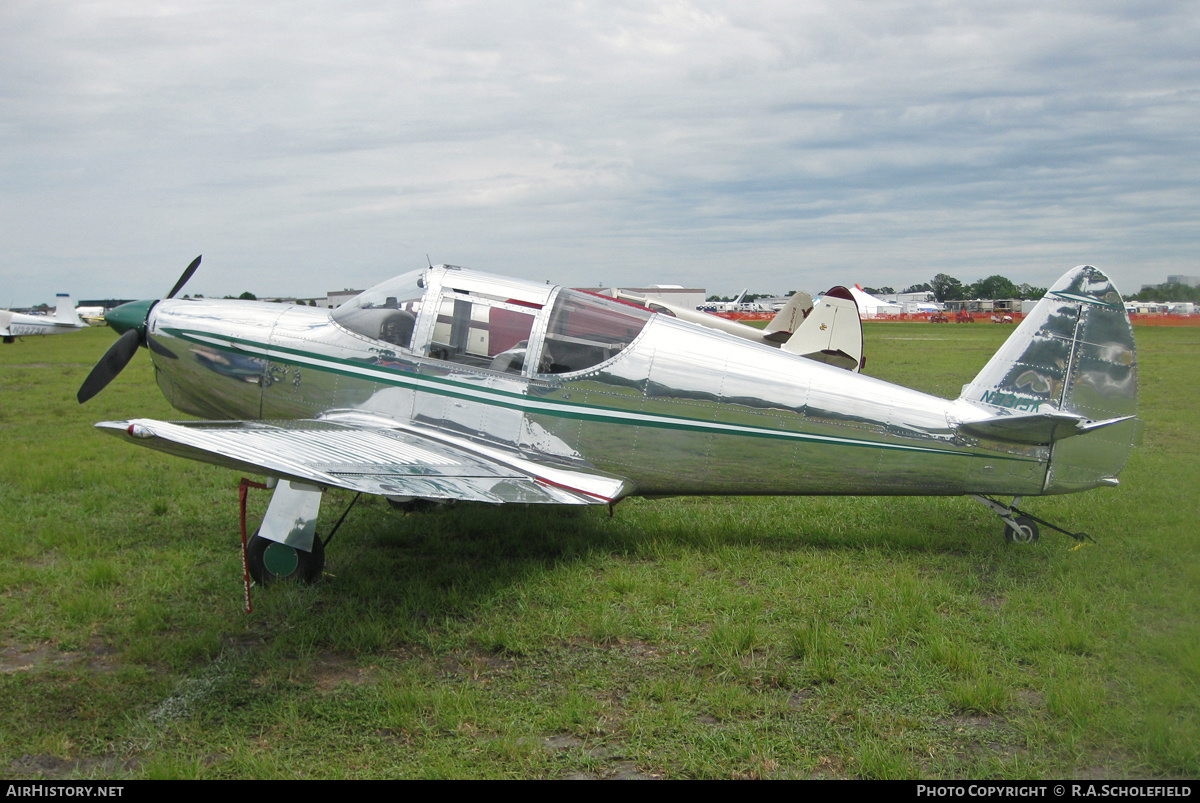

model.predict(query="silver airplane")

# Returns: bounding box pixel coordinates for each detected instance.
[2,294,87,343]
[77,258,1140,584]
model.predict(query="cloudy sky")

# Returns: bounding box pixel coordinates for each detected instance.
[3,0,1198,306]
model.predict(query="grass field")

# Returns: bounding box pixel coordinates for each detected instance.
[1,322,1197,779]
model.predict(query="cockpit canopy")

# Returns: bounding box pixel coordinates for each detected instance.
[540,289,652,374]
[332,268,426,350]
[333,266,654,376]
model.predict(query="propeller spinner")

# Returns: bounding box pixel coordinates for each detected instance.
[77,255,201,403]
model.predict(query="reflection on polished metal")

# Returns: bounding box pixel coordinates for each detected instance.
[258,480,323,551]
[86,263,1139,557]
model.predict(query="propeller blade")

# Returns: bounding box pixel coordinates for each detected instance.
[166,255,202,299]
[80,255,201,403]
[77,329,141,403]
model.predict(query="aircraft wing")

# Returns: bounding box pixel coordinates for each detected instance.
[96,417,633,505]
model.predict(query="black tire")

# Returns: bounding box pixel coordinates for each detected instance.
[246,531,325,585]
[1003,515,1040,545]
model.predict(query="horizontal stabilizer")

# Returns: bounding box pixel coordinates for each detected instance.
[958,412,1135,445]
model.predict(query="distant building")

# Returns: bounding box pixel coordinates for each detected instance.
[878,290,939,315]
[1166,275,1200,288]
[944,298,1025,314]
[79,299,135,312]
[325,290,363,309]
[758,295,794,311]
[879,290,936,304]
[580,285,707,310]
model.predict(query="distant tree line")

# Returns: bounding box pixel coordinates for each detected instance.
[708,274,1048,303]
[182,292,318,305]
[1132,282,1200,303]
[885,274,1047,303]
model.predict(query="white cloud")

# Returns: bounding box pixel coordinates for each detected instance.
[1,0,1197,303]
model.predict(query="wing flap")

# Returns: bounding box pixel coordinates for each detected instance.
[97,418,632,505]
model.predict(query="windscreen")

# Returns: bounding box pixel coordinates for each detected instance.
[332,269,427,349]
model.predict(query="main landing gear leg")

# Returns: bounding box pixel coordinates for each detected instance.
[970,495,1093,545]
[247,480,327,585]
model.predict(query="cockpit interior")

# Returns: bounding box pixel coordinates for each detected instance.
[332,267,653,377]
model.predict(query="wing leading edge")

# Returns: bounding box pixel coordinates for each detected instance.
[96,417,633,505]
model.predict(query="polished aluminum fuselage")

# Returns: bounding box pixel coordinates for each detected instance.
[145,280,1050,499]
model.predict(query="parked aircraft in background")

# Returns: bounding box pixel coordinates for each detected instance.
[615,285,864,372]
[615,286,811,344]
[78,258,1139,584]
[792,287,864,371]
[698,289,748,312]
[76,306,107,324]
[2,294,87,343]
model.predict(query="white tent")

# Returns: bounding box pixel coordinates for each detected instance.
[847,285,903,318]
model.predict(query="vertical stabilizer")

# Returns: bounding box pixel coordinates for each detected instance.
[959,266,1138,493]
[762,291,813,342]
[54,294,83,324]
[782,286,864,372]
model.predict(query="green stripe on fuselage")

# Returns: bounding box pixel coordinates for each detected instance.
[162,327,1035,462]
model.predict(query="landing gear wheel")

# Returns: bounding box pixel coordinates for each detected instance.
[246,531,325,585]
[1003,515,1040,545]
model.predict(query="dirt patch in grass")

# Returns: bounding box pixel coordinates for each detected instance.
[0,643,59,673]
[937,713,1029,764]
[539,733,586,750]
[562,760,662,780]
[1,639,121,675]
[7,753,135,779]
[979,594,1006,611]
[310,651,377,692]
[788,689,818,709]
[525,733,656,779]
[1016,688,1045,709]
[940,713,1002,729]
[809,754,850,779]
[437,649,516,679]
[616,639,663,658]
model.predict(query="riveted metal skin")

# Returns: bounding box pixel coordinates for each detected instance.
[126,264,1138,506]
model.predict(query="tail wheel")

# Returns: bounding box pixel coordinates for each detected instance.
[1003,516,1040,545]
[246,531,325,585]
